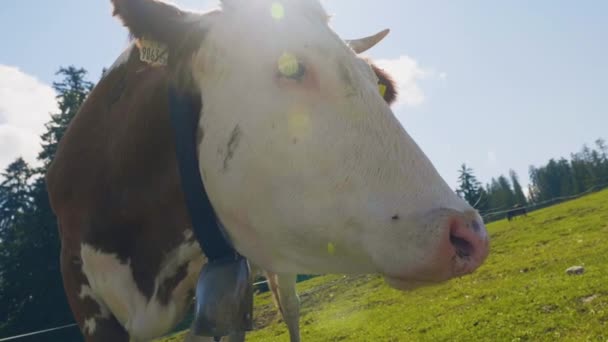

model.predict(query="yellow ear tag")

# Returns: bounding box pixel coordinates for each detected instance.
[138,38,168,66]
[378,83,387,98]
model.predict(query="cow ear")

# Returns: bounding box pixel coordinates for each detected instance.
[370,63,398,105]
[111,0,198,42]
[112,0,211,92]
[111,0,204,52]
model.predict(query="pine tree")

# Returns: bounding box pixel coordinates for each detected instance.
[456,164,484,207]
[596,138,608,181]
[509,170,527,206]
[38,66,93,168]
[483,175,516,211]
[497,175,516,208]
[0,158,33,231]
[486,178,501,210]
[596,138,607,160]
[527,166,541,203]
[571,150,595,191]
[556,158,577,196]
[527,183,538,204]
[0,158,34,332]
[543,159,565,199]
[580,144,599,187]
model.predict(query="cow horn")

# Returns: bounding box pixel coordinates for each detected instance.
[346,28,391,54]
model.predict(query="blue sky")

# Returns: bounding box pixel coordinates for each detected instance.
[1,0,607,192]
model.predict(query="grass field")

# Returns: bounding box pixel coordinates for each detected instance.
[160,188,608,341]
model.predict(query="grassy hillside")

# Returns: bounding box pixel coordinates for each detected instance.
[161,189,608,341]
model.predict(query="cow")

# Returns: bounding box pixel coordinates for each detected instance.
[506,204,528,221]
[46,0,490,341]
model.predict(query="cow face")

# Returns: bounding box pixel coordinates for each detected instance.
[111,0,489,290]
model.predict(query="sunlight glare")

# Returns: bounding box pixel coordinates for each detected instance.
[327,242,336,256]
[278,52,299,78]
[288,106,311,139]
[271,2,285,20]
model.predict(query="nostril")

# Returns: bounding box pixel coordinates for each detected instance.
[449,218,481,260]
[443,215,490,276]
[450,235,474,258]
[471,219,482,232]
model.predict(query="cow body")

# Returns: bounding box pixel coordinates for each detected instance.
[48,45,302,341]
[48,0,490,340]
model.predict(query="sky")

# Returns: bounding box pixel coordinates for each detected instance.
[1,0,607,192]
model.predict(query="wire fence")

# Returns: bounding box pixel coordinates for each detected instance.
[0,324,78,342]
[480,179,608,222]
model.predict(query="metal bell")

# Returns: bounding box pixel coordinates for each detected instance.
[190,255,254,338]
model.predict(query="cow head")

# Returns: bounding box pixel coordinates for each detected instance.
[111,0,489,290]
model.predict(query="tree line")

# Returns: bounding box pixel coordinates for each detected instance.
[456,139,608,220]
[0,66,93,340]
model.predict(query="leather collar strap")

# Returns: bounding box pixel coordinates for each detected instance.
[168,86,237,261]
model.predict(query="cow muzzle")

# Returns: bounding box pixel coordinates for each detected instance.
[384,210,490,291]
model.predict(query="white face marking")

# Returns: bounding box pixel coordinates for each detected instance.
[80,233,204,340]
[185,0,485,283]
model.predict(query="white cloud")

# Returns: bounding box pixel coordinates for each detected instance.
[374,55,444,107]
[0,65,57,172]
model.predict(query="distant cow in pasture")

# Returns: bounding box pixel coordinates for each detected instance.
[507,205,528,221]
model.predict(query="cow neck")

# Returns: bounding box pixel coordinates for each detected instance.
[168,85,237,261]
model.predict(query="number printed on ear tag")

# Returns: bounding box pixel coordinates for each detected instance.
[138,38,168,66]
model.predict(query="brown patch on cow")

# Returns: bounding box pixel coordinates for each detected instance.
[223,124,241,172]
[47,39,201,305]
[107,71,127,109]
[157,263,189,305]
[370,63,398,105]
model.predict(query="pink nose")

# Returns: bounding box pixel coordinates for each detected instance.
[448,215,490,276]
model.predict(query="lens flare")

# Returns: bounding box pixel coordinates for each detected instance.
[278,52,300,78]
[288,106,311,139]
[327,242,336,256]
[271,2,285,20]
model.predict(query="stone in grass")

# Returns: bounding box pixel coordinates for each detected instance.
[565,266,584,275]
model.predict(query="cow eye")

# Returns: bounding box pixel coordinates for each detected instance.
[277,53,306,82]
